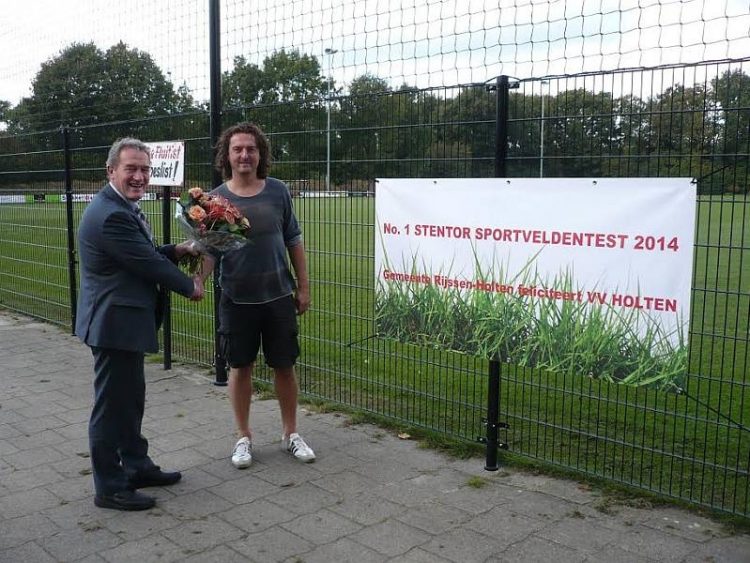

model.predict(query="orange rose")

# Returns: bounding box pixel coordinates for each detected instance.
[188,187,204,200]
[188,205,207,222]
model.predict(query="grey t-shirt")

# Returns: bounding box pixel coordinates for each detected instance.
[210,178,302,304]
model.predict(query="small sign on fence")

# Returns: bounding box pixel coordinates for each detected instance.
[144,141,184,186]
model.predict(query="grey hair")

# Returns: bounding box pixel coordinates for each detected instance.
[106,137,151,168]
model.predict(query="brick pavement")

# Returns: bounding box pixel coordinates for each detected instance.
[0,310,748,562]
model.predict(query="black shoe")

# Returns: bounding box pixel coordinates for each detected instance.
[129,469,182,489]
[94,489,155,511]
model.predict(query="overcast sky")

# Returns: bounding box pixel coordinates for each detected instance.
[1,0,748,105]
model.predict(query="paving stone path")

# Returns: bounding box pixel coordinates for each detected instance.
[0,311,748,562]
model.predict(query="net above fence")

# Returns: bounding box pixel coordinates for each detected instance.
[2,0,749,132]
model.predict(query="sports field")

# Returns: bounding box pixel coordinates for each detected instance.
[0,193,748,515]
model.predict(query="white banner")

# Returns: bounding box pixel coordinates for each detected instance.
[0,195,25,204]
[60,193,96,203]
[145,141,184,186]
[60,192,156,202]
[375,178,696,391]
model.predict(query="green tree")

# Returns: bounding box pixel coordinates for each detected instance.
[9,42,195,132]
[640,83,719,187]
[336,74,392,180]
[538,88,623,177]
[610,94,652,177]
[222,56,265,109]
[711,69,750,193]
[260,50,327,181]
[443,85,496,177]
[389,85,443,178]
[0,100,11,130]
[222,50,328,180]
[258,50,326,105]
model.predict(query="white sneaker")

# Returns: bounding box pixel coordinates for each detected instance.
[231,436,252,468]
[282,432,316,463]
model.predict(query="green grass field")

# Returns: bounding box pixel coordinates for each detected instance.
[0,193,748,516]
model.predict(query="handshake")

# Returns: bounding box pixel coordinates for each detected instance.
[191,276,205,301]
[175,241,210,302]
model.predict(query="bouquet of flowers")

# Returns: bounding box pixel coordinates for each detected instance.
[176,186,251,274]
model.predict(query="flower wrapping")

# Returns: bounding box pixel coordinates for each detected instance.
[176,186,251,273]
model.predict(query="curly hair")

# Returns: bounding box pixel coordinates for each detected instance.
[214,122,271,180]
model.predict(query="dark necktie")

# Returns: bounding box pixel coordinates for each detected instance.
[135,206,154,242]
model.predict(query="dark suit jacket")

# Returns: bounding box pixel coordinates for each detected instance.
[75,184,194,353]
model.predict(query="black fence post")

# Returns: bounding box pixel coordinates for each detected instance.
[61,126,77,336]
[485,360,502,470]
[484,75,511,471]
[495,76,509,179]
[162,185,172,370]
[209,0,227,386]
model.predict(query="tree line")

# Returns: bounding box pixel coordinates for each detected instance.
[1,42,747,194]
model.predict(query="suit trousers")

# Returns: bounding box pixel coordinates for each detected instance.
[89,347,156,495]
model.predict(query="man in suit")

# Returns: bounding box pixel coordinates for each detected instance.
[76,137,204,511]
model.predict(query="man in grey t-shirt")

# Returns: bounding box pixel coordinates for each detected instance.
[203,122,315,468]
